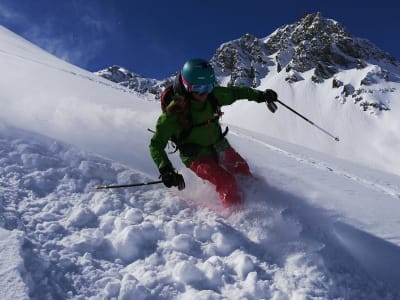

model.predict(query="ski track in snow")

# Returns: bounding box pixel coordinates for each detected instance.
[229,129,400,200]
[1,127,399,299]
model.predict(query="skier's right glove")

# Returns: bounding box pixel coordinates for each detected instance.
[256,89,278,113]
[159,165,185,190]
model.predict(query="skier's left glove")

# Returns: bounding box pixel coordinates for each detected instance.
[159,165,185,190]
[256,89,278,113]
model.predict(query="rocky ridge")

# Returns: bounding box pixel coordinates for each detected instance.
[94,66,171,96]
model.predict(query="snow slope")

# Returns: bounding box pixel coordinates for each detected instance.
[1,25,400,299]
[222,65,400,176]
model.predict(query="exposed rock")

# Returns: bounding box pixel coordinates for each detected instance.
[94,65,170,96]
[210,33,272,87]
[342,84,355,96]
[360,67,389,86]
[285,70,303,83]
[332,78,343,88]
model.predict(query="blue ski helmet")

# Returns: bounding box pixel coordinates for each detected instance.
[181,58,215,85]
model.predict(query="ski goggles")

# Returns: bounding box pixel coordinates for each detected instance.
[190,83,214,95]
[182,75,214,95]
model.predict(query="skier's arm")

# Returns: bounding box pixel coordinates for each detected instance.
[149,114,186,190]
[213,86,278,112]
[212,86,265,106]
[149,114,178,170]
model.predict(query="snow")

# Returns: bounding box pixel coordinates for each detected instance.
[1,24,400,299]
[224,62,400,175]
[0,228,29,300]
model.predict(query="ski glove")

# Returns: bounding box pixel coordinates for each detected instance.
[159,165,185,190]
[256,89,278,113]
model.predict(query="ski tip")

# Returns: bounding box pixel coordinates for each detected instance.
[335,137,340,142]
[96,186,106,190]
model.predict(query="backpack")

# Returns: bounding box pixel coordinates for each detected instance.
[159,73,228,155]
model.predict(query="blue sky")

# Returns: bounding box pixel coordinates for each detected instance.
[0,0,399,79]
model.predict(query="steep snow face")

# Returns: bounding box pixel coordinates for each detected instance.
[0,26,160,176]
[223,64,400,175]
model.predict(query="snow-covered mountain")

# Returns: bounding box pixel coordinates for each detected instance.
[1,13,400,300]
[94,65,170,96]
[211,12,399,113]
[213,12,399,83]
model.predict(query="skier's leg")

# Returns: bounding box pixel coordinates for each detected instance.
[189,157,241,207]
[219,147,251,176]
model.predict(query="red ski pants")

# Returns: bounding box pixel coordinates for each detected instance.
[189,147,251,207]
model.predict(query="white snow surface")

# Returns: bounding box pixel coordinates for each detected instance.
[0,228,29,299]
[1,25,400,299]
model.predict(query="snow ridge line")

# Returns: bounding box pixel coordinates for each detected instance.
[0,47,149,99]
[230,130,400,199]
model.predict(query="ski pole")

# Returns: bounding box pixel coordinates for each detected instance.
[96,180,163,190]
[274,99,340,142]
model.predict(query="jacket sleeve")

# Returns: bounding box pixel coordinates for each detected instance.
[149,113,179,170]
[212,86,264,106]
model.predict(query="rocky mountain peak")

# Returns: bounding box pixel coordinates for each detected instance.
[210,12,399,87]
[292,12,350,45]
[266,12,398,82]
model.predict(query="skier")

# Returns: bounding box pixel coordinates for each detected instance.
[149,58,278,207]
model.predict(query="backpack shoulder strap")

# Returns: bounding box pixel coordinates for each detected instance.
[208,92,220,113]
[160,85,174,112]
[173,72,188,97]
[161,72,191,113]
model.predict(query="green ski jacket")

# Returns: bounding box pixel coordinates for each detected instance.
[149,86,264,170]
